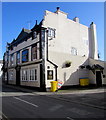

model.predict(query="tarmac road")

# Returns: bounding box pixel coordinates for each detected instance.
[1,85,105,120]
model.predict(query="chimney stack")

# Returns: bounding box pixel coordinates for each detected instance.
[57,7,60,11]
[36,20,37,25]
[55,7,60,13]
[73,17,79,23]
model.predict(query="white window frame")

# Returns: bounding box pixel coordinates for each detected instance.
[48,28,55,38]
[29,68,37,81]
[9,70,14,81]
[21,69,28,81]
[71,47,77,55]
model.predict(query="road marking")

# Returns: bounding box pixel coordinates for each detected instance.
[67,117,74,120]
[13,97,38,108]
[2,112,9,120]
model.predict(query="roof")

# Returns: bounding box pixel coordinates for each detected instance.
[15,28,31,41]
[8,20,43,48]
[92,64,104,70]
[9,28,31,47]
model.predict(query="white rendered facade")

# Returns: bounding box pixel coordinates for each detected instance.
[3,8,105,90]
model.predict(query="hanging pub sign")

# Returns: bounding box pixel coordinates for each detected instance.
[47,70,53,80]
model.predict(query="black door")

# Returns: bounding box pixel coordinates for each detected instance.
[16,68,20,86]
[96,71,102,87]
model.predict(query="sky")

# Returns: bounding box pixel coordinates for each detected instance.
[1,2,104,60]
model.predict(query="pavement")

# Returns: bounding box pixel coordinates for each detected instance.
[2,83,105,95]
[1,84,106,120]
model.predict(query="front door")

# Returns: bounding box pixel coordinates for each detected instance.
[16,68,20,86]
[96,71,102,87]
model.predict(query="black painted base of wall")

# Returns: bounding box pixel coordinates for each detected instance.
[59,84,105,90]
[4,83,40,92]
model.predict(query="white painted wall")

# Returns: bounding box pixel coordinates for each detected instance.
[42,9,92,87]
[43,10,90,57]
[45,51,89,87]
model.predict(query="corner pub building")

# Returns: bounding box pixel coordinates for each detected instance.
[2,7,106,91]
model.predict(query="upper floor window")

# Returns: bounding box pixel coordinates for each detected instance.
[71,47,77,55]
[48,28,55,38]
[32,31,37,40]
[32,44,37,60]
[41,30,45,40]
[22,49,29,63]
[17,51,20,64]
[11,54,14,65]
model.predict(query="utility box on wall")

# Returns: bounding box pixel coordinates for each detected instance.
[79,78,89,86]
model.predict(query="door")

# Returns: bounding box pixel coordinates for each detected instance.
[96,71,102,87]
[16,68,20,86]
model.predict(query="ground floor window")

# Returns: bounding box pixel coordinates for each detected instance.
[21,69,28,81]
[9,70,14,80]
[5,73,7,81]
[29,69,37,81]
[21,68,37,81]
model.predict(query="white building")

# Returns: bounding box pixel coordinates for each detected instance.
[3,8,105,91]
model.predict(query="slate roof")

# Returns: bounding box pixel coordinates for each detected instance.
[9,28,31,47]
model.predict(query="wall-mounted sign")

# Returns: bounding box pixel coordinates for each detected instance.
[47,70,53,80]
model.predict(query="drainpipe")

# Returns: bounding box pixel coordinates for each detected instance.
[39,28,46,92]
[46,30,58,81]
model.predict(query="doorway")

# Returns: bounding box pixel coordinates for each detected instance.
[96,71,102,87]
[16,69,20,86]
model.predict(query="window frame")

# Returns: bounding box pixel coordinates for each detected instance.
[31,44,38,61]
[22,49,29,63]
[16,51,20,64]
[29,68,37,81]
[48,28,55,38]
[21,69,28,81]
[32,31,37,40]
[9,70,14,81]
[71,47,77,56]
[10,54,14,66]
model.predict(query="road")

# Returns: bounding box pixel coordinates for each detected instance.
[1,85,105,120]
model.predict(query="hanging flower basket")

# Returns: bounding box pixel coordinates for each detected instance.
[65,61,72,67]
